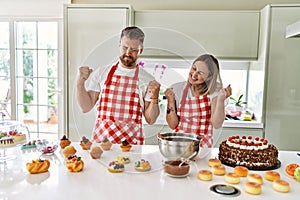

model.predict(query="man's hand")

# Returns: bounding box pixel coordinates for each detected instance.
[147,80,161,99]
[78,66,93,85]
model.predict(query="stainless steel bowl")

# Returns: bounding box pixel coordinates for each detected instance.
[157,132,201,160]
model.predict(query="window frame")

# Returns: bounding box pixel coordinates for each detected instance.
[0,17,64,139]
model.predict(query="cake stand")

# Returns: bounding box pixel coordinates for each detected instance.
[0,120,29,162]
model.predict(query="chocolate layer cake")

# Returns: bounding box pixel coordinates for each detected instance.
[218,136,278,169]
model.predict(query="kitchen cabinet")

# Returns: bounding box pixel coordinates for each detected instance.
[134,10,260,59]
[64,4,133,141]
[262,5,300,151]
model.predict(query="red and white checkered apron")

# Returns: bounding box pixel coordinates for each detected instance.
[174,83,213,148]
[92,62,143,144]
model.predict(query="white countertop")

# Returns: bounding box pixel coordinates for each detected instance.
[1,143,299,200]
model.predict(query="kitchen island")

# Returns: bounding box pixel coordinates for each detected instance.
[1,143,299,200]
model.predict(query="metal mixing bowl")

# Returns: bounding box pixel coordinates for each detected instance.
[157,132,201,160]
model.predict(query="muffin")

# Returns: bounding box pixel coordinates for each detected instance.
[80,136,92,150]
[100,139,112,151]
[90,146,103,159]
[63,145,77,158]
[60,135,71,149]
[120,139,132,152]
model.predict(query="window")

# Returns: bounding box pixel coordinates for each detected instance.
[0,20,62,140]
[141,58,263,123]
[0,22,10,119]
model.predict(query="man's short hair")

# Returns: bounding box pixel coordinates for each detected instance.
[120,26,144,45]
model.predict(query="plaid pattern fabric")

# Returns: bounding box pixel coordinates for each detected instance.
[175,83,213,148]
[93,63,143,145]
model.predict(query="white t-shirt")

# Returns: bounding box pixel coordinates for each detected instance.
[86,61,154,111]
[170,81,227,109]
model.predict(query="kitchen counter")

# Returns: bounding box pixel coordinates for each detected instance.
[1,144,299,200]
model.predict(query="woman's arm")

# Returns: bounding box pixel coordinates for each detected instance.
[210,85,232,129]
[164,88,179,129]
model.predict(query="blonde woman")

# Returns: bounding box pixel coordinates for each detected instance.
[164,54,231,150]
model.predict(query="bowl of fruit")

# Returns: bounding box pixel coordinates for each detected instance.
[36,139,58,155]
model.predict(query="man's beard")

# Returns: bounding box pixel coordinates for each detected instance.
[119,55,136,67]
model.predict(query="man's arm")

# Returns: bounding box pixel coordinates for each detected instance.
[76,66,99,113]
[143,80,160,124]
[144,101,160,125]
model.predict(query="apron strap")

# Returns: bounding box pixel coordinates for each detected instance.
[134,64,139,79]
[104,62,118,86]
[179,82,190,109]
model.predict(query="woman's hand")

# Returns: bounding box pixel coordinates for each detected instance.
[164,88,176,103]
[218,84,232,101]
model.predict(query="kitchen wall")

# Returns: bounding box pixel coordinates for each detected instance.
[67,1,300,148]
[72,0,300,10]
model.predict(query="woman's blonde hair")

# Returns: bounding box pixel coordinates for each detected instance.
[192,54,223,95]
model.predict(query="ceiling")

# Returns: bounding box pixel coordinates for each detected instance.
[72,0,300,10]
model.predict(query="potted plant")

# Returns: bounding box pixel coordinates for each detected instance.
[227,94,247,112]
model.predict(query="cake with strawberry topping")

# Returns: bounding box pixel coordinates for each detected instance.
[218,135,279,169]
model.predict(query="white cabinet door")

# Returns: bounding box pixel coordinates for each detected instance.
[135,11,259,59]
[64,5,132,141]
[264,6,300,151]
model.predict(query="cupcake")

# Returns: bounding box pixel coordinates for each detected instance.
[63,145,77,158]
[120,139,132,152]
[60,135,71,149]
[80,136,92,150]
[90,146,103,159]
[100,139,112,151]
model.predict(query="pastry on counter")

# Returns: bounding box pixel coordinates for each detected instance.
[294,167,300,182]
[285,163,299,177]
[120,139,131,152]
[26,158,50,174]
[272,179,290,193]
[211,165,225,176]
[198,170,213,181]
[234,166,249,177]
[265,170,280,181]
[134,159,151,172]
[0,130,27,148]
[63,145,77,158]
[116,155,130,164]
[80,136,92,150]
[224,172,240,184]
[21,140,37,150]
[60,135,71,149]
[90,146,103,159]
[66,155,84,172]
[208,158,221,167]
[244,181,262,195]
[107,161,124,173]
[100,139,112,151]
[247,173,263,185]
